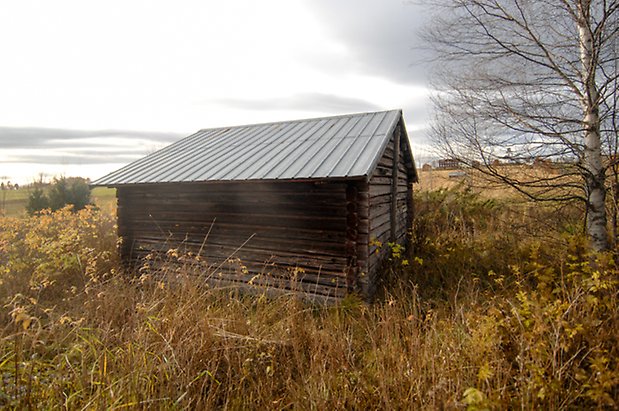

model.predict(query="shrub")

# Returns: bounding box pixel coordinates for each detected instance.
[0,206,117,302]
[25,187,49,215]
[26,177,92,215]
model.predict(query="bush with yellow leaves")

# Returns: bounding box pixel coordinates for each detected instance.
[0,205,117,302]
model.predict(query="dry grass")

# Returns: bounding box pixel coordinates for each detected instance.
[0,193,617,409]
[417,164,579,200]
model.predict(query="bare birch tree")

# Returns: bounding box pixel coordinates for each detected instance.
[426,0,618,251]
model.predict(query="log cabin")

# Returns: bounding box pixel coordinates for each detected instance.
[92,110,418,301]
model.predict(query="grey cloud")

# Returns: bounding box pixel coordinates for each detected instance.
[0,126,184,150]
[1,126,185,166]
[406,126,430,145]
[400,97,433,153]
[4,153,143,165]
[308,0,432,85]
[401,97,432,127]
[215,92,381,114]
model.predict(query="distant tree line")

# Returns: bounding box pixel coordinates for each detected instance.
[1,182,19,190]
[26,177,93,215]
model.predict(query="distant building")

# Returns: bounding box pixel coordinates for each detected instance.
[448,171,467,178]
[437,158,460,169]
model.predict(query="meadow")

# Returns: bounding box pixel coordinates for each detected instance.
[0,177,617,409]
[0,186,116,218]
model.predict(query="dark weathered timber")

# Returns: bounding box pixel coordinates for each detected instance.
[137,255,351,293]
[345,182,360,292]
[406,181,414,248]
[365,119,414,292]
[390,125,400,242]
[117,180,359,299]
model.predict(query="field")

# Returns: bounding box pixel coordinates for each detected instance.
[417,164,581,199]
[0,178,617,409]
[0,186,116,217]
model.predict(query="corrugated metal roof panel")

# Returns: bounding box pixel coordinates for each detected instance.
[92,109,408,185]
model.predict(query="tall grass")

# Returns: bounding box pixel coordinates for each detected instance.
[0,194,617,409]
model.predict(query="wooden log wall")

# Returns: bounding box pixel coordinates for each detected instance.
[117,180,358,300]
[351,181,369,294]
[367,123,414,291]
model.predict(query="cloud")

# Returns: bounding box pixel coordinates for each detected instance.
[214,92,382,114]
[4,152,143,165]
[402,97,432,126]
[307,0,432,85]
[0,126,184,150]
[0,126,185,169]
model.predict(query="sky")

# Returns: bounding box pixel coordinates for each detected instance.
[0,0,434,185]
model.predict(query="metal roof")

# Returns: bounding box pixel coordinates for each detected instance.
[92,109,413,186]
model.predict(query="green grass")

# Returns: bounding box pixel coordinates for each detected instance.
[0,188,31,217]
[0,186,116,217]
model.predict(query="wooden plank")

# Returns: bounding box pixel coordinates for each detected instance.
[369,184,392,197]
[390,126,400,241]
[130,235,350,261]
[121,210,347,227]
[130,249,348,283]
[122,188,348,200]
[370,200,406,216]
[131,243,349,274]
[120,200,348,215]
[130,194,346,207]
[369,193,392,208]
[345,181,359,292]
[370,210,391,231]
[130,230,347,250]
[122,223,347,244]
[123,180,348,195]
[370,176,392,185]
[370,212,407,243]
[372,166,391,177]
[123,214,347,232]
[148,263,350,298]
[358,218,369,235]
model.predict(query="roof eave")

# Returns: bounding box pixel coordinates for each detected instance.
[91,175,369,189]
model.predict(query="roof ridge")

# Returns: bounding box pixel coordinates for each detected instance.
[197,109,402,133]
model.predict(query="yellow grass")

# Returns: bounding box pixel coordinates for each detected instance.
[0,191,617,409]
[417,164,579,200]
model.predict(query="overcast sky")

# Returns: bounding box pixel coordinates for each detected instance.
[0,0,434,184]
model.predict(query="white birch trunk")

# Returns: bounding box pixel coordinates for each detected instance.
[578,0,609,251]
